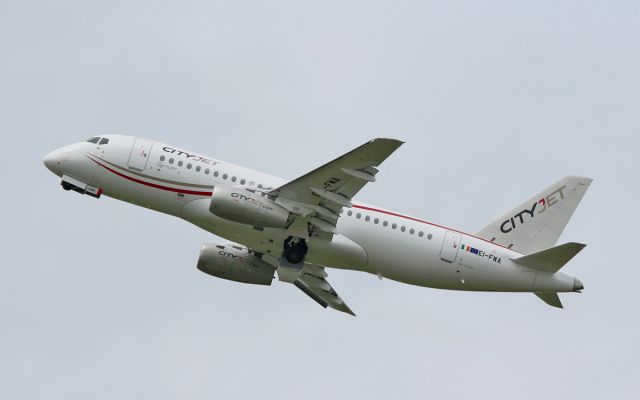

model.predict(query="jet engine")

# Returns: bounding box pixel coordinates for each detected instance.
[209,186,290,228]
[197,243,275,285]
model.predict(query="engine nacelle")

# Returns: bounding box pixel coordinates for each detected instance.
[209,186,290,228]
[197,243,275,285]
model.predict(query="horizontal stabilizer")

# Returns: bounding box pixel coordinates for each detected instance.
[534,292,563,308]
[512,242,586,273]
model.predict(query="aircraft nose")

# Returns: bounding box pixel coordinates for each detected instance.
[43,149,62,175]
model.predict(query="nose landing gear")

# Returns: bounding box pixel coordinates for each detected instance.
[60,175,103,198]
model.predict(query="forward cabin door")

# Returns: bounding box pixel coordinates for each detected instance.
[440,231,462,263]
[128,138,153,171]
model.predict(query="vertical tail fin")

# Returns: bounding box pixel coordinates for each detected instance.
[475,176,592,255]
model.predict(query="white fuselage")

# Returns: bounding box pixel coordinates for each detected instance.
[43,135,578,293]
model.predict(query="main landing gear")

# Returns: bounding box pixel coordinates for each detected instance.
[283,236,308,265]
[277,236,308,283]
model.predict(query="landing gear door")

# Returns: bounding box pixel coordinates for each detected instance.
[440,231,462,263]
[128,138,153,171]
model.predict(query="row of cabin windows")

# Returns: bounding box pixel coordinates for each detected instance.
[345,209,433,239]
[158,155,271,189]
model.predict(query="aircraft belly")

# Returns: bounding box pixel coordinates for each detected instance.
[335,218,451,286]
[305,234,368,270]
[338,218,537,292]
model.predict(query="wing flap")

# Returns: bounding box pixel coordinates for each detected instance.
[294,266,355,316]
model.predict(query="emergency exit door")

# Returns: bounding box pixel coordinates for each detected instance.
[440,231,462,263]
[128,138,153,171]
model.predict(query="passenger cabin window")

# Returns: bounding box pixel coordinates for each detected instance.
[86,137,100,144]
[98,138,109,145]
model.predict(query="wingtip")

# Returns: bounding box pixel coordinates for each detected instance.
[372,138,405,145]
[335,304,357,316]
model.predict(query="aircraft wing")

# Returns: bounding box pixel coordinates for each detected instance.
[294,264,355,316]
[269,138,403,236]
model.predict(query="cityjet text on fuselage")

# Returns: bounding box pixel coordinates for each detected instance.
[162,146,220,166]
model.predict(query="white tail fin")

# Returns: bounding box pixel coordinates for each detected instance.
[475,176,592,255]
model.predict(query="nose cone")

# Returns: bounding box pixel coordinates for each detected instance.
[43,150,61,175]
[573,277,584,292]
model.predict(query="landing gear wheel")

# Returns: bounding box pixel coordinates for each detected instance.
[283,236,308,265]
[61,181,73,191]
[286,247,305,264]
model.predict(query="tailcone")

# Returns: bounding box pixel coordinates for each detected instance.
[573,277,584,292]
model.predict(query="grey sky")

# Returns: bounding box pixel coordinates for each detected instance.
[1,0,638,398]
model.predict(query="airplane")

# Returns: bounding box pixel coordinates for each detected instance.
[43,135,591,315]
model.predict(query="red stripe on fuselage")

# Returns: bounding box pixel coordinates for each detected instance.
[88,157,213,196]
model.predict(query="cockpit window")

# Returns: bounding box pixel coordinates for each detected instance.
[86,137,100,144]
[98,138,109,145]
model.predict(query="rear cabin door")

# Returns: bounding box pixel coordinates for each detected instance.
[128,138,153,171]
[440,231,462,263]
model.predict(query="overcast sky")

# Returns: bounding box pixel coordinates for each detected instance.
[1,0,639,398]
